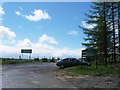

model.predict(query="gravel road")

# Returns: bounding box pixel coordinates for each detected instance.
[54,69,120,88]
[2,62,120,88]
[2,63,74,88]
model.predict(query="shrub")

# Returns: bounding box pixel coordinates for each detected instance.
[41,58,48,62]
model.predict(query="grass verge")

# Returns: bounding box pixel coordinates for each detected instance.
[64,64,120,77]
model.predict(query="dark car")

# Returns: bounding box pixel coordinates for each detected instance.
[56,58,90,69]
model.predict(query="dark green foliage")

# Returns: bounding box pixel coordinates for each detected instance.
[34,58,40,61]
[49,57,55,62]
[118,2,120,60]
[41,58,48,62]
[80,2,120,65]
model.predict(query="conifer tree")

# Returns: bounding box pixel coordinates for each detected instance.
[80,2,120,64]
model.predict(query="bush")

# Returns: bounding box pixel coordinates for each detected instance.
[41,58,48,62]
[49,59,55,62]
[34,58,39,61]
[49,57,55,62]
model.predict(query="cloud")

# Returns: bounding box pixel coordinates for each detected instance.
[0,6,5,16]
[17,38,32,47]
[39,34,58,45]
[0,34,83,58]
[19,7,22,10]
[25,9,50,22]
[0,6,5,22]
[52,47,83,58]
[15,9,50,22]
[0,26,16,39]
[82,21,96,29]
[15,11,21,16]
[0,40,82,58]
[0,26,16,46]
[0,45,20,57]
[68,30,78,36]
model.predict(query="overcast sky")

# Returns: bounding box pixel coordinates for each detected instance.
[0,2,93,59]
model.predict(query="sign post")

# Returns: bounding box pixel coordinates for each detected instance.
[21,49,32,59]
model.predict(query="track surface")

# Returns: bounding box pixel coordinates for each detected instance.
[2,63,73,88]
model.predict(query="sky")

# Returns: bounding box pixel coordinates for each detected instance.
[0,2,93,59]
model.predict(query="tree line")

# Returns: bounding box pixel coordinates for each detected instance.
[80,2,120,65]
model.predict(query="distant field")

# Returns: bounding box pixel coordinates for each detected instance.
[0,58,56,65]
[1,59,36,65]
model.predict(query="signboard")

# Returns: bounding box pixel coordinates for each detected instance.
[21,49,32,53]
[82,49,97,57]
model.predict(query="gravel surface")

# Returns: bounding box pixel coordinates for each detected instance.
[2,63,120,88]
[54,70,120,88]
[66,76,120,88]
[2,63,74,88]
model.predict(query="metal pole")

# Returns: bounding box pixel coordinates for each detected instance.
[22,53,23,59]
[29,53,31,60]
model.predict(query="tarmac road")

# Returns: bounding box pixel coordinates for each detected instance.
[2,62,74,88]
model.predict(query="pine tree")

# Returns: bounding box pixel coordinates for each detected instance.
[80,2,120,64]
[118,2,120,61]
[108,2,119,63]
[80,2,112,65]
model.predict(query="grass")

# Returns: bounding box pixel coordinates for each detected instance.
[0,58,56,65]
[64,64,120,77]
[0,59,2,65]
[1,59,39,65]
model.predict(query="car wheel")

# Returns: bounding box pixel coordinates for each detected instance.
[60,65,64,69]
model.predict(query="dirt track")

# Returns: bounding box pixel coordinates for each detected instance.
[2,62,120,88]
[2,63,73,88]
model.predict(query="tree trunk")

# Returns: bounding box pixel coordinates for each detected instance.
[103,2,108,65]
[111,3,116,63]
[118,3,120,61]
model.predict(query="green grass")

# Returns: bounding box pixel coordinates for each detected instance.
[65,64,120,77]
[0,59,2,65]
[1,59,39,65]
[0,58,56,65]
